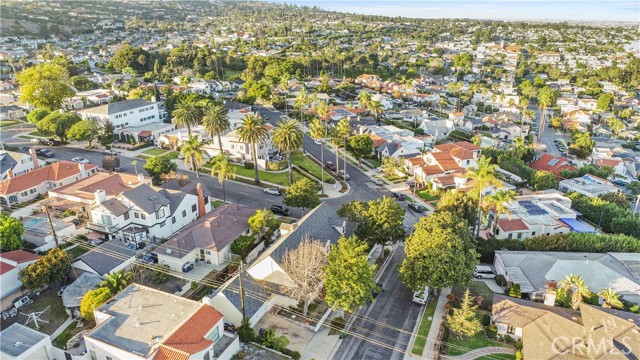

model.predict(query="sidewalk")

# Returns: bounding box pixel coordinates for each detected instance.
[422,287,451,359]
[50,316,74,340]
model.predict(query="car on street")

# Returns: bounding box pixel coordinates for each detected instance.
[264,188,282,196]
[114,166,125,172]
[324,161,337,171]
[71,157,90,164]
[41,149,54,158]
[182,261,195,272]
[270,204,290,216]
[337,170,350,180]
[408,203,426,213]
[104,149,118,156]
[314,139,322,145]
[375,167,383,173]
[412,286,430,305]
[142,253,158,264]
[391,192,406,201]
[35,148,47,156]
[372,178,383,186]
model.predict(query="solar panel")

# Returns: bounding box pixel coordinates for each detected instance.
[547,158,560,166]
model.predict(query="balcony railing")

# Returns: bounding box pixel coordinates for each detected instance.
[85,222,117,234]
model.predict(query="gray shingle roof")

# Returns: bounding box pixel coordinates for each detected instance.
[121,184,170,214]
[77,99,156,116]
[100,198,130,216]
[73,240,136,276]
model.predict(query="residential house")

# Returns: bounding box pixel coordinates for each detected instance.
[203,124,274,168]
[22,216,76,251]
[530,154,575,176]
[72,240,137,276]
[414,141,480,186]
[154,203,256,272]
[558,175,619,198]
[537,51,561,64]
[594,158,628,177]
[0,105,26,120]
[84,284,239,360]
[0,324,54,360]
[60,272,103,318]
[0,150,46,180]
[0,250,38,300]
[494,251,640,305]
[419,118,455,139]
[0,161,97,209]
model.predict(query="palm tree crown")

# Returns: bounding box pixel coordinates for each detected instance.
[272,119,304,185]
[180,135,205,178]
[100,270,132,294]
[559,274,591,310]
[236,114,269,184]
[468,156,501,238]
[202,103,230,153]
[172,98,202,135]
[597,288,623,309]
[210,153,236,203]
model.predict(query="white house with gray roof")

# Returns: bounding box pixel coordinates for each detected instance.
[77,99,168,138]
[0,150,45,180]
[0,324,53,360]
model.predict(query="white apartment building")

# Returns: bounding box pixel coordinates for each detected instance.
[77,99,168,134]
[203,125,274,169]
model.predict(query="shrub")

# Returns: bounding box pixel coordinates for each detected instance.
[266,161,287,171]
[486,324,498,339]
[516,350,523,360]
[151,264,170,283]
[231,235,256,259]
[257,328,289,352]
[495,274,507,287]
[237,318,255,342]
[480,312,491,326]
[507,284,521,298]
[243,161,254,169]
[515,340,523,351]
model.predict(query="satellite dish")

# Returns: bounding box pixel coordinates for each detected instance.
[165,249,172,254]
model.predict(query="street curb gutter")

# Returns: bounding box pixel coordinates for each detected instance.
[403,303,428,359]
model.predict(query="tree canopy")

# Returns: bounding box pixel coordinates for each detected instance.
[19,248,71,291]
[36,111,80,141]
[337,196,405,247]
[80,287,112,320]
[144,155,178,185]
[67,120,101,147]
[0,215,24,251]
[284,178,320,213]
[16,63,74,110]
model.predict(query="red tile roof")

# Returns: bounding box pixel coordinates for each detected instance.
[153,345,190,360]
[0,161,96,195]
[431,153,461,171]
[0,250,38,264]
[595,158,622,168]
[498,219,529,232]
[161,305,223,354]
[434,141,480,161]
[407,157,425,166]
[530,154,575,176]
[0,261,16,275]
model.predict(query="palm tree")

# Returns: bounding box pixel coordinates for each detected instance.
[358,91,372,113]
[559,274,591,310]
[329,126,341,170]
[597,288,623,309]
[468,156,501,238]
[369,100,384,123]
[237,114,269,185]
[295,87,309,122]
[382,156,401,177]
[272,119,304,185]
[210,153,236,203]
[336,117,351,177]
[181,135,205,178]
[309,118,327,194]
[509,137,527,159]
[280,75,290,114]
[483,190,515,231]
[315,101,330,121]
[100,270,132,294]
[172,98,202,136]
[202,103,230,154]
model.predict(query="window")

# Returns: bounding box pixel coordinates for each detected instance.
[507,233,513,240]
[192,204,197,212]
[206,326,220,342]
[507,325,516,335]
[517,232,523,239]
[134,212,140,219]
[182,210,187,218]
[531,232,536,236]
[29,189,37,194]
[160,221,166,227]
[204,196,209,205]
[141,214,146,220]
[20,191,28,197]
[124,212,130,220]
[172,216,176,224]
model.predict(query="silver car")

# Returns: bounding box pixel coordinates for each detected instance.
[264,188,282,196]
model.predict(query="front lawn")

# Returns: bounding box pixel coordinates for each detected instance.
[417,190,440,202]
[165,151,180,160]
[447,330,510,356]
[204,163,306,187]
[476,354,515,360]
[142,148,167,156]
[412,299,438,355]
[291,152,335,184]
[66,245,92,259]
[0,120,19,128]
[29,130,46,137]
[452,281,495,310]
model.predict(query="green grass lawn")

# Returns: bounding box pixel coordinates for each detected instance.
[0,120,19,128]
[29,130,46,137]
[52,321,77,348]
[66,244,92,259]
[142,148,168,156]
[212,200,224,208]
[476,354,515,360]
[19,289,68,335]
[447,330,511,356]
[412,299,438,355]
[165,151,180,160]
[383,174,404,183]
[416,190,440,201]
[205,163,304,187]
[224,69,241,78]
[291,152,335,184]
[362,156,382,168]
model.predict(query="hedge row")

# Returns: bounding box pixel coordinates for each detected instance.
[568,192,640,237]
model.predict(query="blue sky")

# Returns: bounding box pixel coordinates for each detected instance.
[268,1,639,22]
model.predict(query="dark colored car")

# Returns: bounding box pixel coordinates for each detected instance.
[324,161,337,171]
[114,166,125,172]
[142,253,158,264]
[47,138,61,146]
[42,150,54,158]
[270,204,291,216]
[408,203,426,213]
[391,192,406,201]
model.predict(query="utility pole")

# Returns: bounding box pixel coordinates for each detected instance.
[238,261,246,321]
[42,205,59,248]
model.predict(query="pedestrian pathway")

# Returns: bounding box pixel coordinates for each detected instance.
[441,347,515,360]
[421,287,451,360]
[50,316,74,340]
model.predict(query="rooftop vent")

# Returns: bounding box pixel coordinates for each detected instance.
[165,249,172,254]
[14,342,23,347]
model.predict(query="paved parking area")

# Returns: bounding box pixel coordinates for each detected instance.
[254,312,315,353]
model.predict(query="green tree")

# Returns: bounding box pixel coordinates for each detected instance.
[16,63,74,110]
[337,197,406,247]
[336,117,351,177]
[447,289,482,338]
[284,178,320,214]
[597,288,623,309]
[272,119,304,185]
[358,91,372,113]
[70,75,99,91]
[80,287,112,321]
[400,212,479,291]
[309,118,328,192]
[27,108,50,124]
[435,191,478,227]
[100,270,132,294]
[550,116,563,129]
[531,170,559,190]
[596,93,614,111]
[19,248,71,291]
[324,236,378,312]
[180,135,205,177]
[237,114,269,184]
[248,209,275,235]
[382,156,402,177]
[606,117,625,135]
[67,120,100,147]
[144,155,177,185]
[483,190,515,231]
[468,156,501,238]
[202,103,230,154]
[172,98,202,136]
[559,274,591,310]
[0,215,24,251]
[348,134,373,165]
[209,153,236,203]
[294,87,309,122]
[37,112,80,141]
[569,132,595,158]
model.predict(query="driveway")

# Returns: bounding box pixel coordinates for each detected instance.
[254,312,315,353]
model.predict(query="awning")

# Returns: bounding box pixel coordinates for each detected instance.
[138,130,152,137]
[559,218,596,233]
[86,231,103,240]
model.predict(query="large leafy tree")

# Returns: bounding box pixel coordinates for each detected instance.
[37,112,80,141]
[400,212,479,291]
[107,44,149,74]
[348,134,373,165]
[180,135,205,178]
[435,191,478,227]
[531,170,559,190]
[337,197,405,247]
[284,178,320,214]
[100,270,132,294]
[19,248,71,290]
[144,154,177,185]
[272,119,304,185]
[596,93,614,111]
[27,108,50,124]
[67,120,100,148]
[0,215,24,251]
[447,289,482,338]
[324,236,378,312]
[209,153,236,203]
[80,287,112,321]
[236,114,269,184]
[16,63,74,110]
[202,103,230,154]
[248,209,275,235]
[280,238,327,316]
[172,98,202,136]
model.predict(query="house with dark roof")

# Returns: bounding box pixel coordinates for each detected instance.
[0,250,38,299]
[204,203,345,327]
[84,284,239,360]
[72,240,137,276]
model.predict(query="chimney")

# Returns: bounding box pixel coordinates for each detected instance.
[6,169,13,179]
[137,173,145,184]
[79,163,86,177]
[196,183,205,217]
[544,290,556,307]
[29,148,39,169]
[95,189,107,204]
[547,280,557,290]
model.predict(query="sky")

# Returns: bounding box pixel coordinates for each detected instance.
[267,0,640,22]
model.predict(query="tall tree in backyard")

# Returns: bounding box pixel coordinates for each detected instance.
[482,190,515,231]
[172,98,201,136]
[309,118,327,193]
[280,237,327,316]
[559,274,592,310]
[368,100,384,123]
[399,212,479,291]
[468,156,501,238]
[284,178,320,214]
[447,289,483,338]
[210,154,236,203]
[272,119,304,185]
[80,287,112,321]
[336,117,351,177]
[202,103,230,154]
[337,197,405,247]
[100,270,133,294]
[15,63,75,110]
[0,215,24,251]
[435,191,478,227]
[537,86,558,141]
[180,135,205,178]
[324,236,379,312]
[236,114,269,185]
[19,248,71,291]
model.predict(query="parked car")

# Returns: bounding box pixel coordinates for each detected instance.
[182,261,195,273]
[375,167,383,173]
[372,178,383,186]
[412,286,430,305]
[41,150,54,158]
[337,170,350,180]
[324,161,337,171]
[13,296,33,309]
[114,166,125,172]
[270,204,290,216]
[35,148,46,156]
[264,188,282,196]
[142,253,158,264]
[47,138,61,146]
[408,203,426,213]
[314,139,322,145]
[473,265,496,279]
[104,149,118,156]
[71,157,90,164]
[391,192,406,201]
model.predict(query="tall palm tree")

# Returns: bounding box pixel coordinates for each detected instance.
[100,270,132,294]
[210,153,236,203]
[272,119,304,185]
[559,274,591,310]
[336,117,351,177]
[237,114,269,185]
[597,288,623,309]
[202,103,230,154]
[315,101,330,121]
[172,98,202,136]
[328,126,341,169]
[181,135,205,178]
[369,100,384,123]
[483,190,515,231]
[468,156,501,238]
[358,91,372,113]
[295,87,309,122]
[280,75,290,114]
[509,137,527,159]
[309,118,327,194]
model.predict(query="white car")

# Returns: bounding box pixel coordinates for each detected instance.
[71,157,90,164]
[372,178,383,186]
[375,167,383,173]
[314,139,322,145]
[264,188,282,196]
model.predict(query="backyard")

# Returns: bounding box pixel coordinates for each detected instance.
[447,330,511,356]
[52,320,95,349]
[65,244,93,259]
[411,298,438,355]
[1,288,68,335]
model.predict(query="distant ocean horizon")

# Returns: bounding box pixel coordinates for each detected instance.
[266,0,639,23]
